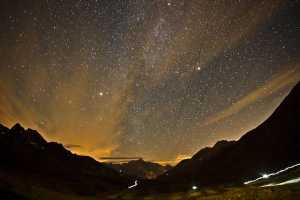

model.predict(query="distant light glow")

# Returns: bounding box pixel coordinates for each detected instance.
[244,162,300,185]
[128,180,138,189]
[192,185,198,190]
[262,174,269,179]
[261,177,300,187]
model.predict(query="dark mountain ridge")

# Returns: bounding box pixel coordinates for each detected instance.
[0,123,130,196]
[157,82,300,188]
[108,159,172,180]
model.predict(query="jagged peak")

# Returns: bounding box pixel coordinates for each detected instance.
[26,128,48,144]
[10,123,25,132]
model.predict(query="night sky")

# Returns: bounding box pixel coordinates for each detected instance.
[0,0,299,164]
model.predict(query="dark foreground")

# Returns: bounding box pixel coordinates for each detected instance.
[1,183,300,200]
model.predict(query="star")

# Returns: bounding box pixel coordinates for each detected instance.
[0,0,299,164]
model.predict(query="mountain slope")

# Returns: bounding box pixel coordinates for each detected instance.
[157,82,300,187]
[108,159,172,179]
[0,123,130,196]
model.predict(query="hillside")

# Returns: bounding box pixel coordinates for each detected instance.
[0,123,130,196]
[108,159,172,179]
[156,82,300,188]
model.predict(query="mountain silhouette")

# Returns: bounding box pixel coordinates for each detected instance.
[0,123,130,196]
[157,82,300,188]
[1,81,299,196]
[108,159,172,179]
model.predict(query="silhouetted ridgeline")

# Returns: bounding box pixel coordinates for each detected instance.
[156,82,300,189]
[0,123,131,196]
[108,159,172,179]
[0,82,299,196]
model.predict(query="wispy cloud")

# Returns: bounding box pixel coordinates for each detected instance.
[99,157,142,160]
[64,144,82,149]
[201,67,300,127]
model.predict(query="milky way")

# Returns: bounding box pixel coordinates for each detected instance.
[0,0,299,164]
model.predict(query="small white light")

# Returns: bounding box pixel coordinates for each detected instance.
[128,180,138,189]
[197,67,201,71]
[99,92,104,96]
[262,174,269,179]
[244,163,300,185]
[192,185,197,190]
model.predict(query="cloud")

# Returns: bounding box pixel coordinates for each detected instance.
[153,154,191,166]
[98,157,143,163]
[0,65,135,159]
[201,67,300,127]
[64,144,82,149]
[99,157,142,160]
[140,0,282,85]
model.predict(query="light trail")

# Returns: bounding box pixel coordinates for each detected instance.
[128,180,138,189]
[244,162,300,185]
[261,177,300,187]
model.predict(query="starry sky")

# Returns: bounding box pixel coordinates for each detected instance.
[0,0,299,164]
